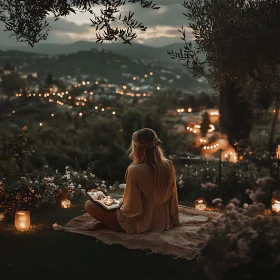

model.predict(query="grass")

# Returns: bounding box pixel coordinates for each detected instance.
[0,203,207,280]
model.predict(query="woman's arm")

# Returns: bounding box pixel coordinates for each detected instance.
[120,165,143,219]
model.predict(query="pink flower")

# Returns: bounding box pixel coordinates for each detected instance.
[201,182,217,190]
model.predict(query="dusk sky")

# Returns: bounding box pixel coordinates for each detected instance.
[0,1,193,47]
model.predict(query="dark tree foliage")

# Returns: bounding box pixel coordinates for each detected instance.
[0,0,159,46]
[219,81,254,148]
[254,87,274,111]
[45,72,54,86]
[200,111,210,137]
[168,0,280,158]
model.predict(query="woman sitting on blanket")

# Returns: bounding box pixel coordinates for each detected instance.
[85,128,180,233]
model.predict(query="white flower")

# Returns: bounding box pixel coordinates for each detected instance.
[65,166,69,170]
[90,173,95,178]
[55,170,58,174]
[84,175,87,179]
[73,172,78,176]
[119,184,126,189]
[109,186,115,191]
[66,174,70,180]
[78,184,82,188]
[243,203,249,209]
[102,181,105,184]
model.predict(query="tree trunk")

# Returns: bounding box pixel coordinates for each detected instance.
[268,99,280,175]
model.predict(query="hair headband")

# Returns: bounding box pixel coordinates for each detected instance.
[133,138,163,147]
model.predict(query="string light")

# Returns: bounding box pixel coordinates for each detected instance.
[202,143,220,150]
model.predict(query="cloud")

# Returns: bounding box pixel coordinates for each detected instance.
[135,36,182,47]
[47,18,90,33]
[0,1,193,47]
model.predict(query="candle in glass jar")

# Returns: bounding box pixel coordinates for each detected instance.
[15,211,30,231]
[61,199,71,208]
[0,211,5,221]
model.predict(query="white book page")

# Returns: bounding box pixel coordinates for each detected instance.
[87,191,121,210]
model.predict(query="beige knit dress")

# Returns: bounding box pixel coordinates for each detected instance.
[117,162,180,233]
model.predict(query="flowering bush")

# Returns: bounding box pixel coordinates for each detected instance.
[0,166,123,215]
[177,160,271,205]
[0,178,44,214]
[197,199,280,280]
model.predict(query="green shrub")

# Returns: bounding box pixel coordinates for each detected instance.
[177,160,271,205]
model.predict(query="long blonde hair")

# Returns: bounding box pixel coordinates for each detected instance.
[126,128,175,188]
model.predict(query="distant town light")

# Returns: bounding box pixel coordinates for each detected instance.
[150,72,153,75]
[133,77,137,80]
[123,85,127,90]
[112,111,116,115]
[39,123,43,126]
[51,113,54,117]
[144,74,148,78]
[79,113,83,117]
[95,106,98,109]
[101,108,105,112]
[156,86,160,90]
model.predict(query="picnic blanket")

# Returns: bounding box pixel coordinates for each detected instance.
[61,206,220,260]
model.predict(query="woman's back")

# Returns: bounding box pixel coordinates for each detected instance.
[117,162,180,233]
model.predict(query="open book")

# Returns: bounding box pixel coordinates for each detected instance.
[86,191,121,210]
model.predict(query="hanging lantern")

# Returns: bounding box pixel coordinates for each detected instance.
[271,198,280,213]
[15,211,30,231]
[194,198,207,210]
[61,199,71,209]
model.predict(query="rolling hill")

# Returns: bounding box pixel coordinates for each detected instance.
[0,41,186,69]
